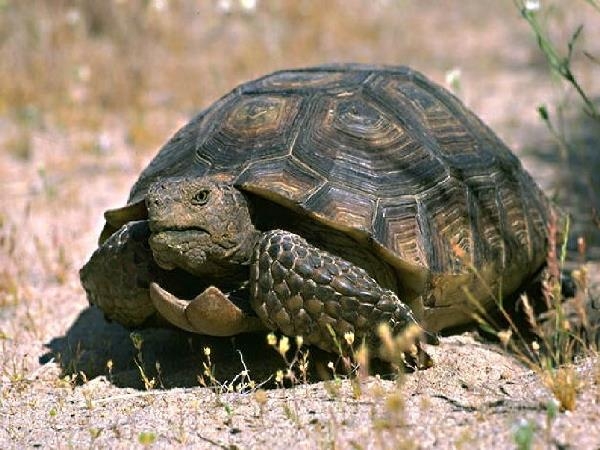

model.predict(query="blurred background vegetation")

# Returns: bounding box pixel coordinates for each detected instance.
[1,0,597,155]
[0,0,598,241]
[0,0,563,159]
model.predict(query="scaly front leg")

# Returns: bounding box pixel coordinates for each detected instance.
[250,230,436,368]
[81,220,160,327]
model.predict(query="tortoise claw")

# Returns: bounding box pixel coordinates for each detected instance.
[149,282,264,336]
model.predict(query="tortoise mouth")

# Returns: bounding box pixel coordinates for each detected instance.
[149,227,210,253]
[148,228,212,273]
[149,225,210,235]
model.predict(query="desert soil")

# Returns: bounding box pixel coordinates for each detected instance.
[1,1,599,449]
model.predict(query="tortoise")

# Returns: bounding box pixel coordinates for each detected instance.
[80,64,554,367]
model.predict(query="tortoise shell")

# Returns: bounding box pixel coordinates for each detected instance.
[106,64,551,331]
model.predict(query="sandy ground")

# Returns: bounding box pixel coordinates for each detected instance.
[1,1,600,449]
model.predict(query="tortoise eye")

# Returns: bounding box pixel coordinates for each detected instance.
[191,189,210,206]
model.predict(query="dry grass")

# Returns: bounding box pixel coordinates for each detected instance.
[0,0,523,147]
[468,217,598,412]
[1,0,599,448]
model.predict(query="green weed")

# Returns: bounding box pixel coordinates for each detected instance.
[516,0,599,121]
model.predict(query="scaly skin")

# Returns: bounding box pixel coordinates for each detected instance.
[80,220,157,327]
[251,229,435,366]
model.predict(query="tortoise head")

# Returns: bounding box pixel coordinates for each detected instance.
[145,177,260,278]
